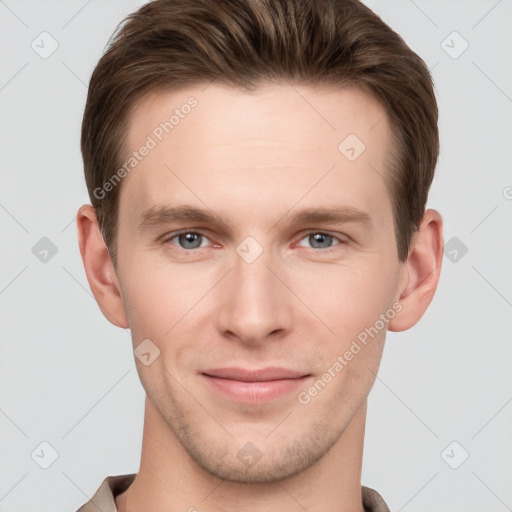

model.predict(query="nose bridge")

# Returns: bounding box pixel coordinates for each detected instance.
[216,240,292,343]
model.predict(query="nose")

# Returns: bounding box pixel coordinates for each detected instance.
[215,245,294,346]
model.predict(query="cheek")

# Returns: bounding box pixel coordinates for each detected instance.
[119,257,220,361]
[290,259,397,344]
[117,263,173,342]
[310,264,396,402]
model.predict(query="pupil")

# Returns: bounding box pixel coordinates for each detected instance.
[311,233,331,248]
[181,233,200,249]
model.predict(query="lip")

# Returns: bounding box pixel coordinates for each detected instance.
[203,367,308,381]
[201,367,311,405]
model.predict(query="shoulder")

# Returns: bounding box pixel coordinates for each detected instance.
[75,473,137,512]
[362,485,391,512]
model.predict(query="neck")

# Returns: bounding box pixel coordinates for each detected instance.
[117,397,367,512]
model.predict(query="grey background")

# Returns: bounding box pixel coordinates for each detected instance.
[1,0,511,511]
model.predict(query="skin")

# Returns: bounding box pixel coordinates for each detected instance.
[77,83,443,512]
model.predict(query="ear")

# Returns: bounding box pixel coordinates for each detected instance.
[76,204,129,329]
[388,208,444,332]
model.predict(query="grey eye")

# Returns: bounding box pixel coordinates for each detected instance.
[174,232,205,250]
[298,232,339,250]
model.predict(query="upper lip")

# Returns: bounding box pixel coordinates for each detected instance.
[202,367,309,382]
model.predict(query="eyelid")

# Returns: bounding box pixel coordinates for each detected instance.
[298,230,346,243]
[294,230,347,252]
[163,229,217,249]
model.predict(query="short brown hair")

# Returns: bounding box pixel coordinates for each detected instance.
[81,0,438,268]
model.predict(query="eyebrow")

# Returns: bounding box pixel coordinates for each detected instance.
[137,204,372,233]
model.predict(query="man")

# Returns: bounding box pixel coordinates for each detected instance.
[75,0,443,510]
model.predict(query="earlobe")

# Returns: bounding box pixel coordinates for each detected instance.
[76,204,129,329]
[388,209,444,332]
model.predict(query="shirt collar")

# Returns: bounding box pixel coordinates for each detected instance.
[76,474,391,512]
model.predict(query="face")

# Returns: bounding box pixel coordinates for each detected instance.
[114,83,406,483]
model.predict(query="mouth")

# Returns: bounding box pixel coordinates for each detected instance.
[201,367,312,404]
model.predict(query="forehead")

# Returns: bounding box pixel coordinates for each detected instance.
[120,82,393,230]
[127,82,389,154]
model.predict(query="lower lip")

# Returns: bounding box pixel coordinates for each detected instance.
[202,374,310,404]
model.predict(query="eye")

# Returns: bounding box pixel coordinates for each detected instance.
[162,230,346,253]
[296,231,345,252]
[165,231,211,250]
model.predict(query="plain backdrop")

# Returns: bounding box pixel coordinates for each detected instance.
[0,1,511,511]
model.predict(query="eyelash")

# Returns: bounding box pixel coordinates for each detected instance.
[162,230,346,254]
